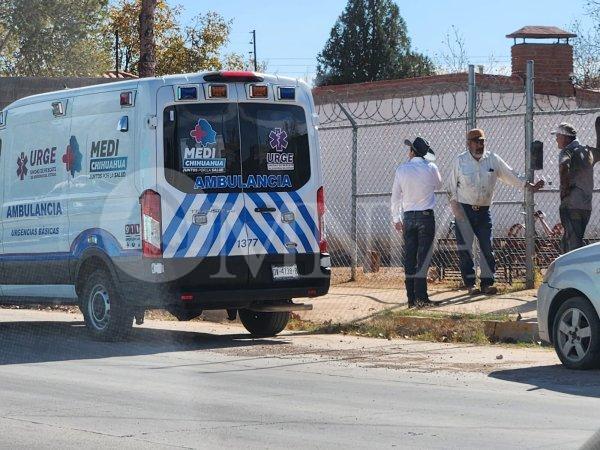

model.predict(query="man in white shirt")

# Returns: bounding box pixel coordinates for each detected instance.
[391,137,442,308]
[447,128,544,295]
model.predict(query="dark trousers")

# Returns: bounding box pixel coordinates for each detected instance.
[402,210,435,304]
[560,207,591,254]
[455,204,495,288]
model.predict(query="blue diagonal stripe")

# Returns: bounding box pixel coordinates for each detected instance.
[248,193,296,254]
[162,194,195,249]
[286,191,319,239]
[267,192,312,253]
[244,207,278,254]
[220,207,247,255]
[173,193,218,258]
[196,193,238,257]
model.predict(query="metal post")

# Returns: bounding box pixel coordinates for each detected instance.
[525,60,535,289]
[337,102,359,281]
[467,65,476,130]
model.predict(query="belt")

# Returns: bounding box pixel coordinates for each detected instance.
[404,209,434,217]
[460,203,489,211]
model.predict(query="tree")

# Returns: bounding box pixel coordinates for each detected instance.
[109,1,235,76]
[0,0,112,76]
[316,0,435,86]
[571,21,600,89]
[437,25,468,74]
[138,0,157,77]
[221,53,268,72]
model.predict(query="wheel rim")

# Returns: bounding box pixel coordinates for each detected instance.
[88,284,111,331]
[557,307,592,363]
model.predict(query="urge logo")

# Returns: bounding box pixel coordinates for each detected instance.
[16,152,28,180]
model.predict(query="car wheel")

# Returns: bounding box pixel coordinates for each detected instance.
[239,309,290,337]
[553,297,600,370]
[80,269,134,341]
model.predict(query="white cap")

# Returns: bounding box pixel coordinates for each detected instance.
[551,122,577,137]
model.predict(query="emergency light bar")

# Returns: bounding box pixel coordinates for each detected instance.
[277,86,296,101]
[203,71,264,83]
[208,84,228,99]
[120,91,134,107]
[177,85,199,101]
[249,84,268,98]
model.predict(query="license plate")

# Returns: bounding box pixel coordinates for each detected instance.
[272,264,299,280]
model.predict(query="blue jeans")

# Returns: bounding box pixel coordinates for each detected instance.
[560,207,591,254]
[403,210,435,303]
[455,204,495,288]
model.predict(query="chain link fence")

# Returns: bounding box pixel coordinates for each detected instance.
[316,65,600,289]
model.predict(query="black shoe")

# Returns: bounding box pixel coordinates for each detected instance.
[416,299,434,308]
[467,286,481,296]
[481,286,498,295]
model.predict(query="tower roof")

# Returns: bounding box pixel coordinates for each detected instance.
[506,26,577,39]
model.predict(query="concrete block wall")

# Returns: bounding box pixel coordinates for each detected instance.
[0,77,117,110]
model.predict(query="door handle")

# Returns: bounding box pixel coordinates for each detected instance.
[255,207,276,213]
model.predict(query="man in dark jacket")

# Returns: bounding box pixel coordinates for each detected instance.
[554,122,595,253]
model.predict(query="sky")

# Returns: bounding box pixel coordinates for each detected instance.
[169,0,591,82]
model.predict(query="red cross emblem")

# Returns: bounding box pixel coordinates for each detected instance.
[62,145,74,172]
[190,124,207,142]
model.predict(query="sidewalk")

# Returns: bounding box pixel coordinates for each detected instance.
[296,285,538,325]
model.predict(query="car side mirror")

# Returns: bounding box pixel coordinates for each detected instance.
[531,140,543,171]
[117,115,129,132]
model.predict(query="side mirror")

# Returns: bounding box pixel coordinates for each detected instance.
[117,115,129,132]
[531,140,543,171]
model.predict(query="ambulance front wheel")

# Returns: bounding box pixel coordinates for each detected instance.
[80,269,134,341]
[239,309,290,337]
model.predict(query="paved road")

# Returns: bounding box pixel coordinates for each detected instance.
[0,309,598,449]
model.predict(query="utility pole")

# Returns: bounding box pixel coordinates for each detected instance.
[250,30,257,71]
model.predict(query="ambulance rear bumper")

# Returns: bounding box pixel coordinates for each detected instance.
[112,253,331,309]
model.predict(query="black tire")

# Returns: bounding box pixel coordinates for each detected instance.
[553,296,600,370]
[239,309,290,337]
[80,269,134,341]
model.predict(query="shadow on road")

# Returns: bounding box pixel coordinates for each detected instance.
[489,364,600,398]
[0,321,285,366]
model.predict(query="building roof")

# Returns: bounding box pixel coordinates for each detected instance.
[312,73,522,105]
[101,70,138,79]
[506,26,577,39]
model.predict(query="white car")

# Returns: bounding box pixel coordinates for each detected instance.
[538,242,600,369]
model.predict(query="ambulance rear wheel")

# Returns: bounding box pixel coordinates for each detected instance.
[239,309,290,337]
[80,269,134,341]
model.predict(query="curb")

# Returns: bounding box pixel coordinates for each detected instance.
[484,320,539,342]
[378,315,539,342]
[201,310,540,343]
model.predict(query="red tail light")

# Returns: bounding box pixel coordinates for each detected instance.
[140,190,162,258]
[317,187,327,253]
[203,71,264,83]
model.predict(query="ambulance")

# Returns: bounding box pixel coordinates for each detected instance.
[0,71,330,340]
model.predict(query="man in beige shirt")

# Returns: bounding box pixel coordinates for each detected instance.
[447,128,544,295]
